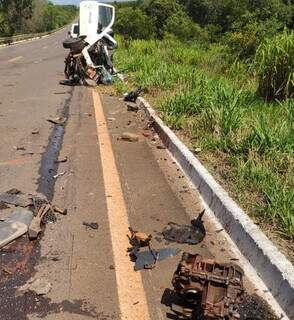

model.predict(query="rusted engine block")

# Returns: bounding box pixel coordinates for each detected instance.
[172,253,244,320]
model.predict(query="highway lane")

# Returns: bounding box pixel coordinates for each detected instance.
[0,30,283,320]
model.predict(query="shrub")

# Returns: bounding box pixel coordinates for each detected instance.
[114,7,155,39]
[164,10,208,42]
[255,30,294,101]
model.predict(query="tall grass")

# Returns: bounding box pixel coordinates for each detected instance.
[255,31,294,101]
[114,36,294,240]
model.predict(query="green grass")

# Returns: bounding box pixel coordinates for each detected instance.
[114,36,294,241]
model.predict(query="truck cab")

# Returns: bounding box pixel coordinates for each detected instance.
[69,23,79,38]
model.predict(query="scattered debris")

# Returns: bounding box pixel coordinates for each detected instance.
[55,156,68,163]
[142,132,151,138]
[172,252,244,320]
[47,116,67,125]
[0,202,9,210]
[0,191,32,207]
[107,117,116,121]
[127,102,139,112]
[121,132,139,142]
[53,171,66,179]
[124,87,142,102]
[31,128,39,135]
[54,91,69,95]
[14,146,26,151]
[162,210,206,245]
[127,227,180,270]
[52,205,67,215]
[83,222,99,230]
[18,278,52,296]
[134,247,180,271]
[6,188,21,195]
[194,147,201,154]
[109,265,115,270]
[0,208,33,249]
[156,145,166,150]
[128,227,152,257]
[28,204,51,240]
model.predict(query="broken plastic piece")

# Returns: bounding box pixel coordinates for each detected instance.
[0,208,33,249]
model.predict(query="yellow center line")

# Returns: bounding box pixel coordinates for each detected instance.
[8,55,23,63]
[92,89,151,320]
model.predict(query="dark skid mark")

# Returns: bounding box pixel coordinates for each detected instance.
[37,88,73,200]
[0,292,115,320]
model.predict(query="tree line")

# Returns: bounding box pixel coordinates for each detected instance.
[0,0,77,37]
[114,0,294,58]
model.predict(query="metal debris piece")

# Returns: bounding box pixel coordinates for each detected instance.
[53,171,66,179]
[52,205,67,215]
[128,227,152,257]
[127,102,139,112]
[83,222,99,230]
[121,132,139,142]
[0,192,32,207]
[134,247,180,271]
[32,128,39,134]
[14,146,26,151]
[162,210,206,245]
[0,208,33,249]
[128,227,152,248]
[172,252,244,319]
[47,116,67,125]
[18,278,52,296]
[55,156,68,163]
[28,204,51,240]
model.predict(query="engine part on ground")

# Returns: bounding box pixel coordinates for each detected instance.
[172,253,244,319]
[162,210,206,245]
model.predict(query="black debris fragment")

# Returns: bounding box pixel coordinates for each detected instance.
[124,87,143,103]
[83,222,99,230]
[134,247,180,271]
[162,210,206,245]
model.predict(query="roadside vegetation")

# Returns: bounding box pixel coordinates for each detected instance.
[114,0,294,257]
[0,0,77,37]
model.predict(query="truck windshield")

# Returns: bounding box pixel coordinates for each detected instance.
[98,6,113,30]
[73,25,79,34]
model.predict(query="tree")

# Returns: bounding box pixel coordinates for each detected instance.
[144,0,183,37]
[114,7,155,39]
[0,0,33,35]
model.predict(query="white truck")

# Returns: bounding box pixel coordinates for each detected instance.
[69,23,79,38]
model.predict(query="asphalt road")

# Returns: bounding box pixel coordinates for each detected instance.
[0,30,282,320]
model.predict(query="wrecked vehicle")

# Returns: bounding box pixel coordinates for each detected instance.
[62,1,117,86]
[172,253,244,320]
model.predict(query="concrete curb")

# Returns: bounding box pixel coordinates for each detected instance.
[138,97,294,318]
